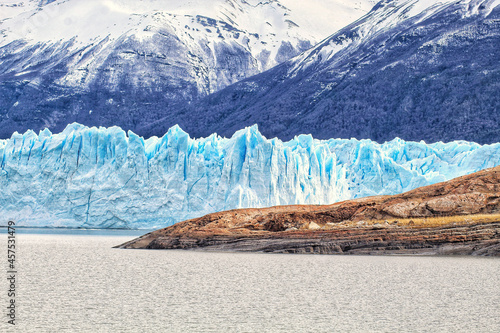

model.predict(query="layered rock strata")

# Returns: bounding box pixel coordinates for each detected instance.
[118,166,500,256]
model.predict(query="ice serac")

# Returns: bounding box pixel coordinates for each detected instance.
[0,124,347,228]
[1,124,499,229]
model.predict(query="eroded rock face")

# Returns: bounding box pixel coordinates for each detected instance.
[118,166,500,256]
[426,194,486,214]
[135,223,500,256]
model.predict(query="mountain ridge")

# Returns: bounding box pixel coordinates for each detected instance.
[144,0,500,144]
[0,0,376,139]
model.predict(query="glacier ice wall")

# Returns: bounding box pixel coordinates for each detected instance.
[0,124,347,228]
[1,123,499,229]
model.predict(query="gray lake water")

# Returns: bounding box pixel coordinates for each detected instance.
[2,230,500,332]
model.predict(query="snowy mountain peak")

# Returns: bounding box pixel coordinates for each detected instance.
[290,0,500,74]
[0,0,379,139]
[0,0,375,47]
[158,0,500,144]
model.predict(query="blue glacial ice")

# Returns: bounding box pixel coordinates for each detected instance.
[1,123,499,229]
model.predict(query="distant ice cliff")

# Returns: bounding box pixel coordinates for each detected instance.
[1,123,498,228]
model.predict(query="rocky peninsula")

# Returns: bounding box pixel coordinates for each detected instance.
[117,167,500,256]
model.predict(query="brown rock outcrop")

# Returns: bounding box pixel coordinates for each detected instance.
[117,166,500,256]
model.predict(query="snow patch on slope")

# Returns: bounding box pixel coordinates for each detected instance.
[0,1,40,20]
[287,0,499,76]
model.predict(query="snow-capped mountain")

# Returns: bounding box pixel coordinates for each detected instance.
[1,123,499,228]
[154,0,500,144]
[0,0,376,139]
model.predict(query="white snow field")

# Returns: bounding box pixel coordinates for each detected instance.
[0,0,376,94]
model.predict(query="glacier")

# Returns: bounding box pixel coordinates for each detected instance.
[1,123,499,229]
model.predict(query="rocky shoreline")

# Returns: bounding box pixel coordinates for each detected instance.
[117,167,500,256]
[118,222,500,256]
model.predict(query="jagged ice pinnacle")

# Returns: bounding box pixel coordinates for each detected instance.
[1,123,499,229]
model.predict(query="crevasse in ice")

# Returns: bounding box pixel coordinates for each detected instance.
[1,123,498,229]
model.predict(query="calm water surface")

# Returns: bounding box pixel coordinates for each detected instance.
[2,230,499,332]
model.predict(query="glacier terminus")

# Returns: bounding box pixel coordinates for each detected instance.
[1,123,499,229]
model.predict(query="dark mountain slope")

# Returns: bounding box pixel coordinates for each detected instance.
[145,0,500,144]
[0,0,374,139]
